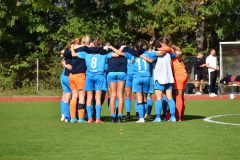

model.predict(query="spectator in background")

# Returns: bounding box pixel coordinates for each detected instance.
[206,49,219,97]
[192,52,206,95]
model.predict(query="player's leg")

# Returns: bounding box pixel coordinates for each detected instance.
[69,74,78,123]
[165,84,176,122]
[199,80,204,93]
[77,73,86,123]
[86,91,93,123]
[175,89,183,121]
[116,74,126,122]
[62,75,71,122]
[125,74,133,119]
[109,82,117,122]
[153,81,163,122]
[60,92,65,121]
[161,93,168,120]
[145,77,154,118]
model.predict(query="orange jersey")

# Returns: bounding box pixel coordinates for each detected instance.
[172,58,188,77]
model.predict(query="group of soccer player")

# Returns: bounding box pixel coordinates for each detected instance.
[59,35,188,123]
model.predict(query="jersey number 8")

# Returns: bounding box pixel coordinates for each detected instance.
[91,57,97,69]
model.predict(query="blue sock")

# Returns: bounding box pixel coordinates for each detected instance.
[138,103,144,118]
[86,106,92,119]
[155,100,162,118]
[168,99,176,117]
[118,113,123,117]
[134,99,138,113]
[125,98,131,113]
[96,105,102,119]
[162,96,168,115]
[110,113,115,118]
[63,102,70,120]
[60,101,64,115]
[147,99,153,115]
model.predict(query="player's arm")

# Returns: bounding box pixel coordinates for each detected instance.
[140,54,154,63]
[70,45,86,58]
[61,59,72,70]
[109,45,124,56]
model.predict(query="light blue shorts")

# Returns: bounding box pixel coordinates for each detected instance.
[154,80,173,91]
[132,77,150,93]
[107,72,126,83]
[125,74,133,88]
[61,74,71,93]
[85,74,106,91]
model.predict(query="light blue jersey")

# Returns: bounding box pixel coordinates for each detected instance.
[77,52,113,75]
[125,52,157,78]
[127,59,133,75]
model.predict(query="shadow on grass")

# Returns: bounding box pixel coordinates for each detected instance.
[99,114,205,123]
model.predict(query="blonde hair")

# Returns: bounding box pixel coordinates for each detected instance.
[81,35,90,45]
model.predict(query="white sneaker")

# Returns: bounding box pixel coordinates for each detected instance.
[209,93,217,97]
[64,119,69,123]
[195,91,202,95]
[136,118,145,123]
[60,114,65,122]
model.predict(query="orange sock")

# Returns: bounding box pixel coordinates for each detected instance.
[70,100,77,119]
[176,94,184,119]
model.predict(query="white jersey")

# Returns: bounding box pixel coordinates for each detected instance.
[153,53,174,84]
[206,55,218,73]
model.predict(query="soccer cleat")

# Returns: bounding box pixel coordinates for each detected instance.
[125,112,131,119]
[169,116,176,122]
[118,117,123,123]
[136,118,145,123]
[111,116,115,123]
[78,118,86,123]
[60,114,65,122]
[70,118,77,123]
[96,119,104,124]
[161,114,167,121]
[88,118,93,123]
[153,117,161,123]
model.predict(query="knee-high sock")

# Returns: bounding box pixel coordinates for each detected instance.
[60,101,64,115]
[86,106,92,119]
[175,94,184,118]
[70,100,77,119]
[168,99,176,117]
[155,100,162,118]
[182,96,186,118]
[147,99,153,115]
[138,103,144,119]
[162,96,168,115]
[96,105,102,119]
[63,102,70,120]
[125,98,131,113]
[78,104,85,119]
[134,99,138,113]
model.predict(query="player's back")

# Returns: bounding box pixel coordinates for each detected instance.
[85,53,108,75]
[132,56,151,78]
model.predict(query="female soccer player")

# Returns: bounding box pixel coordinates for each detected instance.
[107,38,128,123]
[68,37,87,123]
[59,45,72,122]
[117,39,165,123]
[172,50,188,121]
[152,36,177,123]
[70,42,123,123]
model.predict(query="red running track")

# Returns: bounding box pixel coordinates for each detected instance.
[0,95,239,102]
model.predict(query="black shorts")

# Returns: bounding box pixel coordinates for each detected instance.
[194,73,203,81]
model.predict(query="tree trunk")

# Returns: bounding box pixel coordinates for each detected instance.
[195,20,205,51]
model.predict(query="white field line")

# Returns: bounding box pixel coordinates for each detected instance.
[203,114,240,126]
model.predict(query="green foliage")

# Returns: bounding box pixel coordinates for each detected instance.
[0,0,239,91]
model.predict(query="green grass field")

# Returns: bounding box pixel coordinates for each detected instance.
[0,100,240,160]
